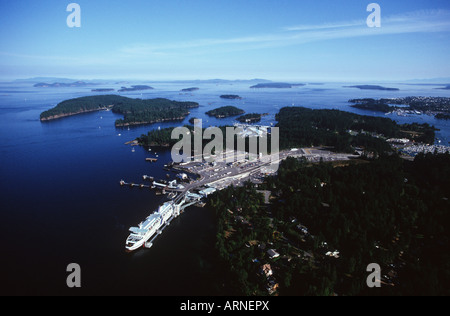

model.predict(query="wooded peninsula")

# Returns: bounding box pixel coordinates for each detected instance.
[276,107,436,155]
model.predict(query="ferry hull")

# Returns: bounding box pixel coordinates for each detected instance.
[125,202,174,252]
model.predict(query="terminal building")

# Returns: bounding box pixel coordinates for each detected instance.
[199,187,217,197]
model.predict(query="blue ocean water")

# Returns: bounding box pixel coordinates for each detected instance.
[0,81,449,295]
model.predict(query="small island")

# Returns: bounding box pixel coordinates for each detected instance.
[34,81,92,88]
[40,95,199,127]
[206,106,245,118]
[344,85,399,91]
[349,98,393,113]
[220,94,242,100]
[181,87,199,92]
[237,113,262,123]
[250,82,305,89]
[118,85,154,92]
[436,85,450,90]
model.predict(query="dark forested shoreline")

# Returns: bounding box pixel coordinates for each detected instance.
[40,95,199,127]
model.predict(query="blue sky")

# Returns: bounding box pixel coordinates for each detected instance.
[1,0,450,81]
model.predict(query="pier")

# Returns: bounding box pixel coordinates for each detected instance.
[119,178,184,193]
[122,147,358,251]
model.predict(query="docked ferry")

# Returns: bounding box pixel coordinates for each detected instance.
[125,201,174,252]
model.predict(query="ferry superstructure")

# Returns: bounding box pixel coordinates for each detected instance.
[125,201,174,252]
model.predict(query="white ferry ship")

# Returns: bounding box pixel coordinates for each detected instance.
[125,201,174,252]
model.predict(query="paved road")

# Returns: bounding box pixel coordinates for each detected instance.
[176,148,358,195]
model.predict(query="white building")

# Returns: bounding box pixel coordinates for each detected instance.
[199,187,217,197]
[267,249,280,259]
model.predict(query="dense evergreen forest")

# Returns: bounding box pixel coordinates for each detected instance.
[112,97,198,127]
[237,113,262,123]
[210,153,450,296]
[40,95,125,120]
[138,106,436,156]
[276,107,436,154]
[137,125,244,150]
[40,95,199,127]
[206,106,245,118]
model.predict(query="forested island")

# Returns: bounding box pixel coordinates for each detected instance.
[137,125,267,152]
[181,87,199,92]
[237,113,263,123]
[34,81,92,88]
[206,106,245,118]
[250,83,305,89]
[276,107,436,154]
[210,152,450,295]
[40,95,199,127]
[40,95,121,121]
[118,85,154,92]
[137,125,229,149]
[220,95,242,100]
[345,85,399,91]
[349,98,393,113]
[113,98,198,127]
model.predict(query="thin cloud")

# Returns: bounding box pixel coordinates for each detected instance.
[119,9,450,58]
[283,9,450,36]
[283,20,364,32]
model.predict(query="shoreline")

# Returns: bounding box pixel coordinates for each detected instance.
[40,106,112,122]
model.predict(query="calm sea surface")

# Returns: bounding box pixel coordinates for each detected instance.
[1,81,449,295]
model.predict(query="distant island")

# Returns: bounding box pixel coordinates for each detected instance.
[436,85,450,90]
[34,81,93,88]
[237,113,263,123]
[40,95,199,127]
[181,87,199,92]
[349,97,450,119]
[118,85,154,92]
[92,88,115,92]
[344,85,400,91]
[349,98,393,113]
[206,106,245,118]
[250,82,305,89]
[220,94,242,100]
